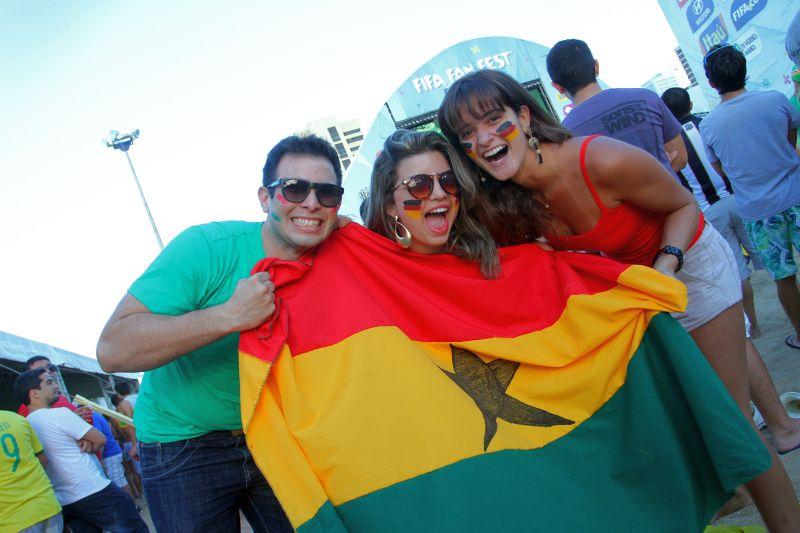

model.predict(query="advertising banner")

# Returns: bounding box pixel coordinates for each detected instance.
[386,37,557,124]
[658,0,797,109]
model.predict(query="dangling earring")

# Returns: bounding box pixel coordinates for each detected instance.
[527,129,544,164]
[393,216,412,248]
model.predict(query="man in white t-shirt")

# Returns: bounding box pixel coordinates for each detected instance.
[14,368,148,532]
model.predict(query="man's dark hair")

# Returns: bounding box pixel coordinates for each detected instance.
[262,134,343,189]
[703,44,747,94]
[661,87,692,120]
[14,368,48,405]
[115,381,135,396]
[25,355,50,370]
[546,39,597,96]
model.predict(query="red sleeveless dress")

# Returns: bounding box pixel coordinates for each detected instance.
[545,135,703,266]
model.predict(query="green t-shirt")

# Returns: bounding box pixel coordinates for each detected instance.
[130,221,266,442]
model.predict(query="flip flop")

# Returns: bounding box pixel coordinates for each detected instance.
[777,441,800,456]
[785,334,800,351]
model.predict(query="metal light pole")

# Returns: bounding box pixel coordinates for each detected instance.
[103,129,164,249]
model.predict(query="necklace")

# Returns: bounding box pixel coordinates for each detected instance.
[542,172,554,210]
[534,144,554,209]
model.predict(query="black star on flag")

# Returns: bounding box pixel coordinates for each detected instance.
[442,345,574,450]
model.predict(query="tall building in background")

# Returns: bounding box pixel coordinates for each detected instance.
[674,47,697,87]
[641,71,681,95]
[306,117,364,170]
[640,68,711,113]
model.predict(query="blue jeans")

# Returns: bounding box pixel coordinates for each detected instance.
[140,431,291,532]
[61,483,148,532]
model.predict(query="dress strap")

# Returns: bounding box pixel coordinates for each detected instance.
[578,134,607,213]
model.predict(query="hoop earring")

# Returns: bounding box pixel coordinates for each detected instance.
[527,130,544,164]
[393,216,412,248]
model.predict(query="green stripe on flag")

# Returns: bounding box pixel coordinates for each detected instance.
[298,314,770,532]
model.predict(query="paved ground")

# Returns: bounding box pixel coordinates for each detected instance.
[138,499,253,531]
[136,269,799,531]
[718,269,800,528]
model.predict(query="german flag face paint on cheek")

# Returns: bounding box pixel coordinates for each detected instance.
[496,121,519,141]
[403,200,422,220]
[461,142,475,158]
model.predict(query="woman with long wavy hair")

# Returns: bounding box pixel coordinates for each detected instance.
[437,69,800,531]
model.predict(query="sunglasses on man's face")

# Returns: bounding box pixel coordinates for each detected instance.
[393,171,460,200]
[266,178,344,208]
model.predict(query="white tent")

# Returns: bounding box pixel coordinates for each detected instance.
[0,330,139,411]
[0,330,138,377]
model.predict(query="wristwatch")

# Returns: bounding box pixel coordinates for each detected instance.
[654,246,684,272]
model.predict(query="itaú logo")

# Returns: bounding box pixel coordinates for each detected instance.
[687,0,713,33]
[699,14,729,54]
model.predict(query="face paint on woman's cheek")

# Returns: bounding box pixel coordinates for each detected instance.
[275,192,290,206]
[461,142,476,158]
[270,212,283,222]
[496,121,519,141]
[403,199,422,220]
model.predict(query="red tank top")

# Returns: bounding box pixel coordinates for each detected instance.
[545,135,703,266]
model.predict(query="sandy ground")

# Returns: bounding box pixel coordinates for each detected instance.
[716,269,800,528]
[135,269,799,531]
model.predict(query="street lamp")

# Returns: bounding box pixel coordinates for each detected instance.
[103,129,164,249]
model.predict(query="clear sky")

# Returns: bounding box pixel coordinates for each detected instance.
[0,1,683,356]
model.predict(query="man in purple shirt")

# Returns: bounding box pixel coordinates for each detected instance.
[545,39,687,175]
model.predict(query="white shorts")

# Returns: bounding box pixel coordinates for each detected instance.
[19,513,63,533]
[704,195,759,281]
[671,223,743,332]
[103,453,128,487]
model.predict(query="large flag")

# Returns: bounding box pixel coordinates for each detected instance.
[239,224,769,532]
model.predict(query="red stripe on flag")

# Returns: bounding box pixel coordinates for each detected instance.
[250,225,627,356]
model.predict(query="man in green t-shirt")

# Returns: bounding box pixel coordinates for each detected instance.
[97,134,344,532]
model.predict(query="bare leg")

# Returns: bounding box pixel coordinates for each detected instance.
[742,279,762,338]
[132,470,143,500]
[690,303,800,532]
[776,276,800,338]
[747,340,800,453]
[122,483,136,501]
[714,486,753,521]
[123,460,142,499]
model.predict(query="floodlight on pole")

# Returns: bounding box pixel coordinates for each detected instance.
[103,129,164,250]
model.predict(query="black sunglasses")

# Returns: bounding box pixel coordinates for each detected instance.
[393,171,460,200]
[703,43,735,67]
[266,178,344,208]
